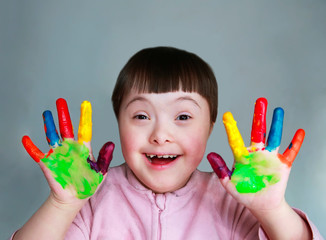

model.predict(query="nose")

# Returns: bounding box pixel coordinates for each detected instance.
[149,121,173,145]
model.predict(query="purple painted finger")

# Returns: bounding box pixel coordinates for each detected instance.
[87,157,101,173]
[207,152,232,179]
[87,142,115,175]
[97,142,115,175]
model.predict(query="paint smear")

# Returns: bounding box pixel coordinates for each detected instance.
[223,112,249,160]
[78,101,92,144]
[231,151,281,193]
[265,108,284,152]
[56,98,74,139]
[41,139,103,199]
[251,98,267,144]
[43,110,61,147]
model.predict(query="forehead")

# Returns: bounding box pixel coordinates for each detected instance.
[121,90,208,109]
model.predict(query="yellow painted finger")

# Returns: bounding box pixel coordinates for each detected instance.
[223,112,249,160]
[78,101,92,144]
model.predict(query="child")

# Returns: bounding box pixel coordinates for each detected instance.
[12,47,322,239]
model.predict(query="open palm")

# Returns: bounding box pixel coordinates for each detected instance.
[208,98,305,211]
[22,98,114,204]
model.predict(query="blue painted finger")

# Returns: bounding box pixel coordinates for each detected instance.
[266,107,284,152]
[43,110,61,147]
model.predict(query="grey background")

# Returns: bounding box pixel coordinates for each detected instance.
[1,1,325,238]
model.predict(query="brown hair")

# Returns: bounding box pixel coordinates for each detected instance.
[111,46,218,123]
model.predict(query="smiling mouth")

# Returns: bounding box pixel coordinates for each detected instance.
[145,154,179,165]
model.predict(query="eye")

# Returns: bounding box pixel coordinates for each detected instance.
[133,114,149,120]
[176,114,191,121]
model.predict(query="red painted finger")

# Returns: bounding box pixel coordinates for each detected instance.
[207,152,232,179]
[56,98,74,139]
[251,98,268,145]
[22,136,45,163]
[281,129,305,167]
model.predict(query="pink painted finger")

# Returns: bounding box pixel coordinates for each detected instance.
[22,136,45,163]
[207,152,232,179]
[251,98,268,145]
[280,129,305,167]
[87,142,115,175]
[56,98,74,139]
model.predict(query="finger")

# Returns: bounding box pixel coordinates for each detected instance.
[87,142,115,175]
[97,142,115,175]
[207,152,232,179]
[56,98,74,139]
[223,112,249,159]
[265,108,284,152]
[22,136,45,163]
[281,129,305,167]
[78,101,92,144]
[43,110,61,147]
[250,97,268,145]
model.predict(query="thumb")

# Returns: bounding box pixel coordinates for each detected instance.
[88,142,115,175]
[207,152,232,179]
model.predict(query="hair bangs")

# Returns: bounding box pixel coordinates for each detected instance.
[129,54,205,95]
[112,47,218,123]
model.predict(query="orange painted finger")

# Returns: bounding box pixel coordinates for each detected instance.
[22,135,45,163]
[250,98,268,145]
[281,129,305,167]
[56,98,74,139]
[223,112,249,160]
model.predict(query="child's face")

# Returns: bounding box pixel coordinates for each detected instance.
[118,90,213,193]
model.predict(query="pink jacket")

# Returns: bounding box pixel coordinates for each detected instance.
[63,163,322,239]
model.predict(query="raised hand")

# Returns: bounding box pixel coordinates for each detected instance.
[207,98,305,210]
[22,98,115,201]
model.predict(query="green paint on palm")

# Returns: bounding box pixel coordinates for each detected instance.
[231,152,280,193]
[41,139,103,199]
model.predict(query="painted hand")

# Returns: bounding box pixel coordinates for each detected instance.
[207,98,305,209]
[22,98,114,200]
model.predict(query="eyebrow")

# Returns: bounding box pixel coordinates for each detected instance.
[124,95,201,109]
[124,96,148,110]
[176,96,201,109]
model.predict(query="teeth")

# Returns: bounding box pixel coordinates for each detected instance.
[146,154,177,159]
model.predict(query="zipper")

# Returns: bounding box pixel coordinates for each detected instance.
[153,193,166,240]
[157,209,162,240]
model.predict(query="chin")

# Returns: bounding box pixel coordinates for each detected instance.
[145,179,186,194]
[151,186,176,194]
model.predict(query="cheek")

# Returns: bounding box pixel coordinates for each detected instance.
[119,125,135,158]
[181,128,209,157]
[119,125,145,159]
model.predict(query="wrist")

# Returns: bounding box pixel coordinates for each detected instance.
[248,197,288,220]
[249,199,312,240]
[13,194,85,240]
[48,191,86,213]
